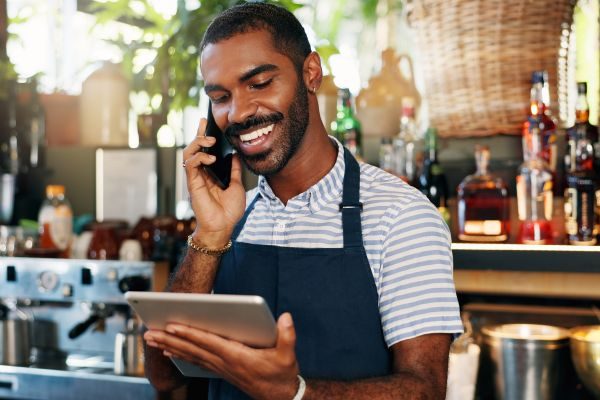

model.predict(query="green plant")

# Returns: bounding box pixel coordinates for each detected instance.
[92,0,304,115]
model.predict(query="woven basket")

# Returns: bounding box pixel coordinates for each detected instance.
[407,0,576,138]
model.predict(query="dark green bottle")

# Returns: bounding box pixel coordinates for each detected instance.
[419,127,450,225]
[331,88,362,158]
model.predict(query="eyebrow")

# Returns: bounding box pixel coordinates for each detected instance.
[204,64,279,94]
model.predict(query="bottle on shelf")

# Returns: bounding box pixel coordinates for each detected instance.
[379,137,395,173]
[331,88,362,158]
[565,82,598,173]
[563,82,599,245]
[516,125,554,244]
[564,172,598,245]
[457,145,510,242]
[418,127,450,226]
[522,71,557,173]
[392,99,417,184]
[38,185,73,257]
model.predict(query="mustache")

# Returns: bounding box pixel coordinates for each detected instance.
[224,112,284,137]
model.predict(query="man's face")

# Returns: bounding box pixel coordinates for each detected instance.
[200,30,308,176]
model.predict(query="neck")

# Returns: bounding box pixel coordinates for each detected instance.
[267,104,337,204]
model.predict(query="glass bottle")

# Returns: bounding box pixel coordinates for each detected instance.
[418,127,450,226]
[564,172,598,245]
[379,137,394,173]
[522,71,557,172]
[38,185,73,257]
[457,146,510,242]
[516,125,554,244]
[563,82,599,245]
[565,82,598,173]
[392,99,417,183]
[331,88,362,158]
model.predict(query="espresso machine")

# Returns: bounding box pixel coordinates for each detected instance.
[0,257,158,400]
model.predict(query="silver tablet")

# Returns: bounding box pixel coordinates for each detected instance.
[125,291,277,378]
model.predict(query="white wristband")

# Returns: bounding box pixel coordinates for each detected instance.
[292,374,306,400]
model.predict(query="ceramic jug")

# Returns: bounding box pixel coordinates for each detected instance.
[356,49,421,139]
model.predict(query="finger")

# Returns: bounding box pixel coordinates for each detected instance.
[166,324,244,358]
[275,313,297,363]
[228,153,243,187]
[184,151,217,170]
[150,330,224,367]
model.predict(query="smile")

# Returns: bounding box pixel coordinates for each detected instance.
[239,124,274,144]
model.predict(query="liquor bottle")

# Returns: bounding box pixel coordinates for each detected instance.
[457,146,510,242]
[38,185,73,257]
[331,88,362,158]
[379,137,394,173]
[522,71,557,172]
[563,82,599,245]
[564,171,598,245]
[418,127,450,225]
[392,99,417,183]
[517,125,554,244]
[565,82,598,173]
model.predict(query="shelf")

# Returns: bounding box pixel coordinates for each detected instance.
[451,243,600,273]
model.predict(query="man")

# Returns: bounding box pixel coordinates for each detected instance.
[144,3,463,399]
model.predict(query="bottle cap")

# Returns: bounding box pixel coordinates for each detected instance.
[577,82,587,94]
[531,71,545,84]
[46,185,65,197]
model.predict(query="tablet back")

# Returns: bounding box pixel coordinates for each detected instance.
[125,291,277,378]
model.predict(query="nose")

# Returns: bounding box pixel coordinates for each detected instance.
[228,94,258,125]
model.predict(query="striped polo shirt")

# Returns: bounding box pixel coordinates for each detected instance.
[237,137,463,347]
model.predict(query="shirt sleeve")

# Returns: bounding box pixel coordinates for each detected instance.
[378,195,463,347]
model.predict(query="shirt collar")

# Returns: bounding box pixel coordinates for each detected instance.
[256,136,345,213]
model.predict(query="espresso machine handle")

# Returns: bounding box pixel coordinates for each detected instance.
[118,276,151,293]
[68,314,101,339]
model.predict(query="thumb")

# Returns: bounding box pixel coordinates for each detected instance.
[276,312,297,356]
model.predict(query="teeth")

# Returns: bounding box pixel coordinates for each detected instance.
[240,124,274,143]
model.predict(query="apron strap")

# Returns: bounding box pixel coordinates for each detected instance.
[340,148,363,248]
[231,193,261,241]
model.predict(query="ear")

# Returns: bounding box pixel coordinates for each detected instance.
[303,52,323,93]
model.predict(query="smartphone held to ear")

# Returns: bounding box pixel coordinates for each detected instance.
[203,102,234,189]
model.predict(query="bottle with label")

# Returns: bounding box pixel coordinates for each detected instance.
[517,125,554,244]
[564,172,598,245]
[418,128,450,226]
[331,88,362,158]
[38,185,73,257]
[563,82,599,245]
[522,71,557,173]
[457,146,510,242]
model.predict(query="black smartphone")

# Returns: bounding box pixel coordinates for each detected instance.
[203,102,234,189]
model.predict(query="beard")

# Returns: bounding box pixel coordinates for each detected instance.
[224,80,309,176]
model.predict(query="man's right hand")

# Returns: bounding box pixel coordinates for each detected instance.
[182,119,246,248]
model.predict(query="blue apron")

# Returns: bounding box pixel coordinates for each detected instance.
[209,148,392,399]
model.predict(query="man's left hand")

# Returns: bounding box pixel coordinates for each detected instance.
[144,312,300,400]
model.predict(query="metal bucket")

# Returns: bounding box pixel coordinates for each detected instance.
[481,323,572,400]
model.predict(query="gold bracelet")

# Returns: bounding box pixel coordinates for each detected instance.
[187,234,232,256]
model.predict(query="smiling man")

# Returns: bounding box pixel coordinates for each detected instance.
[143,3,462,400]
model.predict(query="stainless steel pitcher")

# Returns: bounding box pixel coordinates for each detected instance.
[113,319,144,376]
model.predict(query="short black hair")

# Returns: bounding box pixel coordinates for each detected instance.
[200,2,311,73]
